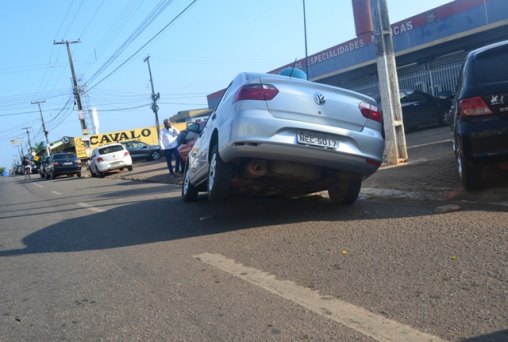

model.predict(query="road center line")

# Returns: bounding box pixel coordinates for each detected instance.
[51,190,63,195]
[76,202,104,213]
[195,253,447,342]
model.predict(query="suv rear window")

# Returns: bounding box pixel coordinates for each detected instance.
[474,47,508,84]
[54,153,76,160]
[99,145,124,155]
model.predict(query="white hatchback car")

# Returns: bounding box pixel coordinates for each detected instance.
[89,143,133,177]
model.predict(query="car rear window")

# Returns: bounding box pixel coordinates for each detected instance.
[54,153,76,160]
[474,47,508,84]
[99,145,124,155]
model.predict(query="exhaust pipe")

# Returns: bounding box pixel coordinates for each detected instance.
[243,160,268,178]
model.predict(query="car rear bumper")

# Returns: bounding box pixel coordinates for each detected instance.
[97,161,132,172]
[53,167,81,175]
[456,118,508,164]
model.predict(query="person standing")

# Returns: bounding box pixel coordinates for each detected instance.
[21,156,32,180]
[159,119,182,177]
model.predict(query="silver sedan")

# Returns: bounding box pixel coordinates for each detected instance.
[182,72,385,204]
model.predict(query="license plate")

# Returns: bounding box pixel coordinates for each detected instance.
[63,162,73,165]
[297,132,339,148]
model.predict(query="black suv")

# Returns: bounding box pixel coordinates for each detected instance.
[450,40,508,190]
[45,153,82,179]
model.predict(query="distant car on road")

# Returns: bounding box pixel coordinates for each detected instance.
[450,39,508,190]
[375,89,452,131]
[182,72,385,204]
[89,143,133,178]
[122,140,161,161]
[45,153,82,179]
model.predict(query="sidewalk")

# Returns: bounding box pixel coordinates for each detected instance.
[101,127,508,206]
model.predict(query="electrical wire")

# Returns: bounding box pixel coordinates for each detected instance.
[86,0,198,92]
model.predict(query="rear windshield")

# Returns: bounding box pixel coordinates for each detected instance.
[98,145,124,155]
[54,153,76,160]
[474,47,508,84]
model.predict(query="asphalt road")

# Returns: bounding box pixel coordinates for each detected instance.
[0,162,507,341]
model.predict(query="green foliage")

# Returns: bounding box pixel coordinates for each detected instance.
[0,167,5,174]
[33,141,47,165]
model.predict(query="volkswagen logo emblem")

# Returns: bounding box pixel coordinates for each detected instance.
[314,93,326,105]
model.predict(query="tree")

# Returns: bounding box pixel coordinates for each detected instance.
[33,141,47,166]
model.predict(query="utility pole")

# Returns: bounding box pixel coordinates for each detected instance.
[370,0,408,165]
[31,100,51,156]
[302,0,309,79]
[144,55,161,141]
[54,39,88,135]
[22,127,32,152]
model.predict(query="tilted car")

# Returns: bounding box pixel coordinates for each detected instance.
[177,121,207,166]
[122,140,161,161]
[89,143,133,178]
[45,153,82,179]
[182,72,385,204]
[450,39,508,190]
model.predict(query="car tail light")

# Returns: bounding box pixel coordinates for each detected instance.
[76,160,82,165]
[234,84,279,102]
[97,157,104,162]
[459,96,492,117]
[359,103,382,124]
[124,151,130,156]
[53,162,59,166]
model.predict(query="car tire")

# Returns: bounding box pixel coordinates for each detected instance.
[45,172,50,180]
[457,153,483,190]
[77,173,82,177]
[150,151,161,161]
[182,163,198,202]
[127,165,133,171]
[97,167,105,178]
[207,145,233,201]
[90,167,96,177]
[328,179,361,205]
[50,171,55,180]
[40,173,44,179]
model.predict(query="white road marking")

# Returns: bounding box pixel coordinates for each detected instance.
[76,202,104,213]
[407,139,452,150]
[33,183,44,189]
[51,190,63,195]
[195,253,447,342]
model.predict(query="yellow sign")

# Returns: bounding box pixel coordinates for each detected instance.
[33,155,40,161]
[74,126,160,159]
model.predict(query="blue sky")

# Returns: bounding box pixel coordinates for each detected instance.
[0,0,450,168]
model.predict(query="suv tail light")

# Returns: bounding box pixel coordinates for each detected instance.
[359,103,382,124]
[234,84,279,102]
[459,96,493,117]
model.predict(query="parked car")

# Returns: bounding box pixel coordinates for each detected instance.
[39,156,50,179]
[182,72,385,204]
[30,161,38,174]
[375,89,452,131]
[45,153,82,179]
[89,143,133,178]
[177,121,207,166]
[450,39,508,190]
[122,140,161,161]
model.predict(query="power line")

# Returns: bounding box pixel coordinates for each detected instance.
[86,0,198,92]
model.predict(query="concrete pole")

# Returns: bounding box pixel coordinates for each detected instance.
[31,100,51,156]
[144,55,161,142]
[370,0,408,165]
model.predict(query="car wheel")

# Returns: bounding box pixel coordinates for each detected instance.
[97,166,105,178]
[207,145,233,201]
[77,173,82,178]
[182,163,198,202]
[328,179,361,205]
[40,173,44,179]
[127,165,133,171]
[45,172,50,180]
[90,167,96,177]
[50,171,55,180]
[457,153,483,190]
[439,111,448,126]
[150,151,161,161]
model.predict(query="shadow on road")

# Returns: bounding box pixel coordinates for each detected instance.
[0,192,448,257]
